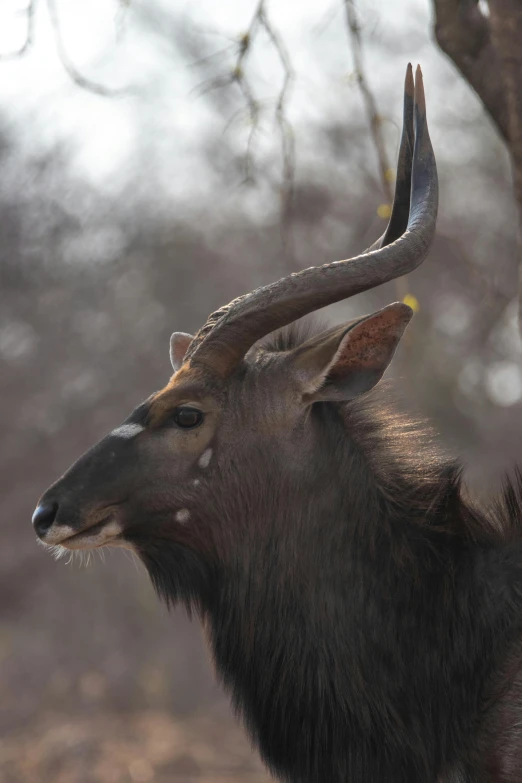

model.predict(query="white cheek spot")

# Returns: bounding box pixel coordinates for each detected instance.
[176,508,191,524]
[198,448,212,469]
[103,519,124,537]
[192,479,201,487]
[111,424,144,440]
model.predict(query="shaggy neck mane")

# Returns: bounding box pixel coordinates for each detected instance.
[142,321,522,783]
[263,320,465,540]
[262,319,517,544]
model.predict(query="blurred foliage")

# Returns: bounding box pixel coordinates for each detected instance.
[1,1,522,781]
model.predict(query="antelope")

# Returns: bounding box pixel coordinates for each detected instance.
[32,66,522,782]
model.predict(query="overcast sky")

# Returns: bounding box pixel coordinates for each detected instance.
[0,0,482,208]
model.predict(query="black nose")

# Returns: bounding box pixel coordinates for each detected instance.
[32,502,58,538]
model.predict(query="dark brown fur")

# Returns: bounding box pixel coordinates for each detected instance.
[34,321,522,783]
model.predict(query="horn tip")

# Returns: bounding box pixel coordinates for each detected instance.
[404,63,414,96]
[414,65,426,113]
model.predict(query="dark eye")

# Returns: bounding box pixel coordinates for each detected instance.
[173,407,204,429]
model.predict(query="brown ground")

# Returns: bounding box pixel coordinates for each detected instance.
[0,709,271,783]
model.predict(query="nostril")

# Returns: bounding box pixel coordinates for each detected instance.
[32,502,59,538]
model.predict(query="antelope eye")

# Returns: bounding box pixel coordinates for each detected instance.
[173,407,204,429]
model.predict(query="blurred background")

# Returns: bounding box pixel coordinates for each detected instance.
[0,0,520,781]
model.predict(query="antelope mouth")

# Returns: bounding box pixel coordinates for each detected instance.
[58,515,125,550]
[41,508,128,551]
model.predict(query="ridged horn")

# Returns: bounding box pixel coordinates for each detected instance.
[185,65,437,376]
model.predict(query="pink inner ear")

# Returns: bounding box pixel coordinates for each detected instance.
[170,332,194,371]
[329,304,412,381]
[330,322,396,378]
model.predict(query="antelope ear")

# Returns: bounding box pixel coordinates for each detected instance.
[170,332,194,372]
[291,303,413,403]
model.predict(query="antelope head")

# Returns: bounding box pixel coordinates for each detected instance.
[32,66,437,610]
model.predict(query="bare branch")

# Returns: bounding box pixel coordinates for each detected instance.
[194,1,295,257]
[257,3,295,230]
[1,0,127,95]
[229,13,263,185]
[432,0,510,142]
[0,0,36,60]
[231,0,295,215]
[47,0,125,97]
[344,0,393,205]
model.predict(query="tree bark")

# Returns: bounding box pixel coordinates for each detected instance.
[488,0,522,327]
[433,0,522,333]
[432,0,510,141]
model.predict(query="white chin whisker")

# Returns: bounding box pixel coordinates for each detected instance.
[36,538,67,560]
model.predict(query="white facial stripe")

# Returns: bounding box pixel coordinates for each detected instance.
[111,424,145,439]
[198,448,212,469]
[176,508,190,524]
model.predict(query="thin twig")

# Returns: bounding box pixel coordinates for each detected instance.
[258,2,295,243]
[47,0,125,97]
[189,45,236,70]
[231,1,296,257]
[196,1,295,259]
[231,7,263,185]
[0,0,36,60]
[344,0,392,203]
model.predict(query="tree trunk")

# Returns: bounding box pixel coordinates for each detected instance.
[433,0,522,333]
[488,0,522,327]
[432,0,509,141]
